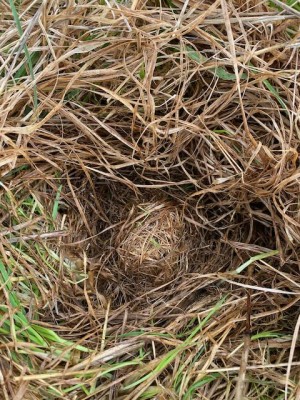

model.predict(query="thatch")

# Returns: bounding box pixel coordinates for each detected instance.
[115,200,186,287]
[0,0,299,399]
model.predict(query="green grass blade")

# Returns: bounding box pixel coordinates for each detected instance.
[185,46,247,80]
[263,79,287,111]
[52,184,63,220]
[15,51,40,80]
[249,64,288,111]
[235,250,279,274]
[0,261,20,308]
[251,331,282,340]
[123,296,225,391]
[123,347,180,390]
[186,296,226,342]
[32,324,90,352]
[8,0,38,109]
[183,373,220,400]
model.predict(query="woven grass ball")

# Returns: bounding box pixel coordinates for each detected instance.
[115,201,185,287]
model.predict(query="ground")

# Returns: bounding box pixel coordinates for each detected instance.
[0,0,300,399]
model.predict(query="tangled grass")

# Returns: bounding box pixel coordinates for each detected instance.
[115,200,186,287]
[0,0,300,399]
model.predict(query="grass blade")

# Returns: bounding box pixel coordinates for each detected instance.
[235,250,279,274]
[8,0,38,109]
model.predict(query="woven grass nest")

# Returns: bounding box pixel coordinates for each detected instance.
[115,200,186,288]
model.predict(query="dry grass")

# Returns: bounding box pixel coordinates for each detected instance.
[0,0,300,399]
[115,200,186,287]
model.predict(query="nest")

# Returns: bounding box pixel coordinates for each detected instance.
[115,201,185,288]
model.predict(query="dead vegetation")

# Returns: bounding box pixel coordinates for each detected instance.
[0,0,300,399]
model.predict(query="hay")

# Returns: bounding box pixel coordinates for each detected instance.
[115,200,185,287]
[0,0,300,398]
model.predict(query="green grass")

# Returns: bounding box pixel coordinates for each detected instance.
[0,259,88,355]
[9,0,38,109]
[269,0,300,12]
[0,186,90,390]
[185,45,248,81]
[235,250,279,274]
[52,184,63,220]
[186,46,288,112]
[1,1,298,398]
[187,46,288,111]
[183,373,220,400]
[122,296,226,395]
